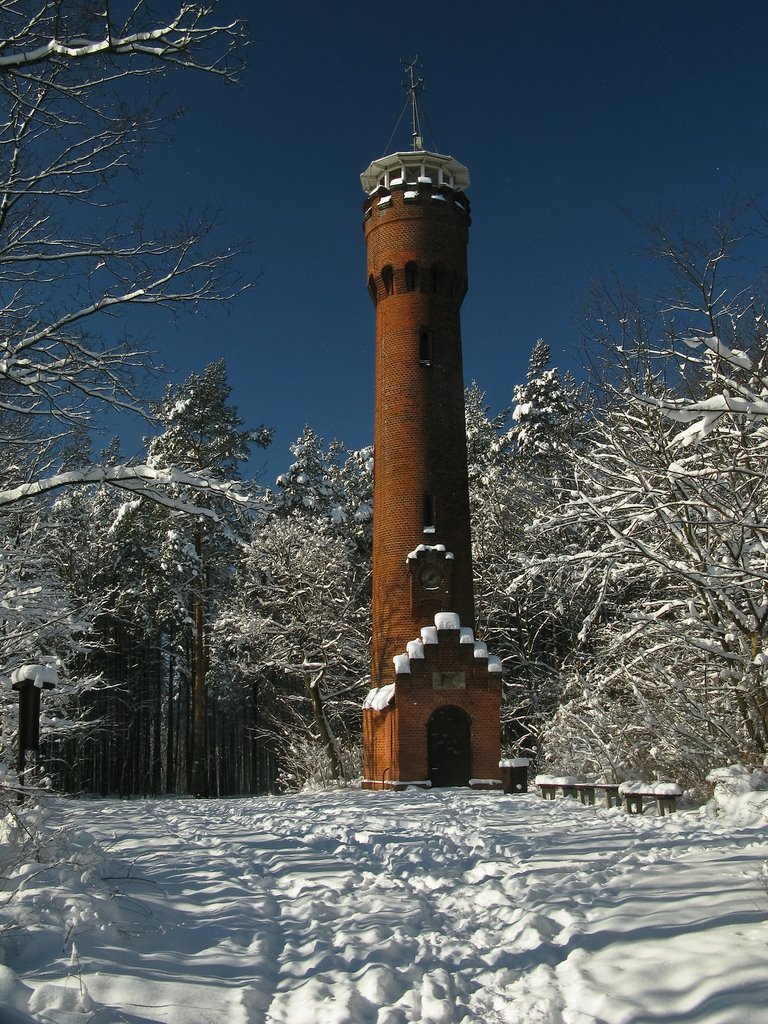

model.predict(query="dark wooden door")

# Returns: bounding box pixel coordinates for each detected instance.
[428,706,471,787]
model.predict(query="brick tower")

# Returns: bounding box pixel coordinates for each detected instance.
[361,69,502,790]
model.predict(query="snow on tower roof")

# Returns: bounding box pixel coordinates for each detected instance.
[361,150,470,195]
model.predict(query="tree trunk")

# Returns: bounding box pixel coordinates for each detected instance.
[306,669,343,782]
[189,528,209,797]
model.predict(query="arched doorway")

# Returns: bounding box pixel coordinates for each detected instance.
[428,706,471,787]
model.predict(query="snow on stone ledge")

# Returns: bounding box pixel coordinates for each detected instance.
[500,758,530,768]
[393,654,411,674]
[535,774,580,786]
[651,782,683,796]
[389,615,502,674]
[434,612,460,631]
[406,543,454,563]
[363,684,395,710]
[406,639,425,659]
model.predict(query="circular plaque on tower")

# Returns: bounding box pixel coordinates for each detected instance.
[420,565,442,591]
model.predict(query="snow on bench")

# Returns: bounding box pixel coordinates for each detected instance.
[535,775,681,814]
[618,781,683,816]
[535,775,621,808]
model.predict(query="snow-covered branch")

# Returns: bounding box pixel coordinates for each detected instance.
[0,4,244,79]
[0,462,260,514]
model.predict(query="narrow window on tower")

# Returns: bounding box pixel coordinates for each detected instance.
[367,274,378,305]
[419,328,432,366]
[382,265,394,297]
[405,261,419,292]
[423,493,436,534]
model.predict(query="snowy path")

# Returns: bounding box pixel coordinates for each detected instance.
[4,789,768,1023]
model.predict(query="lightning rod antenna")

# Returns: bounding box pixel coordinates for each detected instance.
[402,56,425,151]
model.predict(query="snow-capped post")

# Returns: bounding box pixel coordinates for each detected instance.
[499,758,530,794]
[11,661,57,797]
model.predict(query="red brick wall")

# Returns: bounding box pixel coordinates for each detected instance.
[364,185,475,685]
[361,178,501,790]
[363,626,502,788]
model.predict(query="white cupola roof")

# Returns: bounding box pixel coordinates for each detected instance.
[360,150,470,195]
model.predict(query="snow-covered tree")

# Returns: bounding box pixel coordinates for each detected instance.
[143,361,270,796]
[215,510,370,789]
[0,3,252,793]
[467,351,588,759]
[0,513,98,787]
[214,432,372,789]
[271,428,373,548]
[511,340,585,467]
[533,206,768,786]
[0,2,248,507]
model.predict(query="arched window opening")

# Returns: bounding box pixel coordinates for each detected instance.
[423,493,435,532]
[382,265,394,297]
[419,328,432,365]
[405,261,419,292]
[367,274,378,305]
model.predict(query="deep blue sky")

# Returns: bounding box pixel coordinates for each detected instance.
[117,0,768,480]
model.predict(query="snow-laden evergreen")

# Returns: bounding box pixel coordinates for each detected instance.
[215,431,372,789]
[467,346,588,761]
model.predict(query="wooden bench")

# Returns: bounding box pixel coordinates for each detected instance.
[536,776,580,801]
[619,782,682,816]
[537,779,621,807]
[536,775,681,815]
[573,783,622,808]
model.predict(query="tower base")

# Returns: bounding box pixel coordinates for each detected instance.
[363,614,502,790]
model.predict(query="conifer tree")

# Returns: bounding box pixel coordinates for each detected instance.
[146,360,271,796]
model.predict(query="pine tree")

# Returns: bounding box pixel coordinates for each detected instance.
[511,340,585,468]
[144,360,271,796]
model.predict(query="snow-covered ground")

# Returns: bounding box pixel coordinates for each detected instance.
[1,786,767,1023]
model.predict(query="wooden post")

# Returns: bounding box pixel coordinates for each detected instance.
[12,674,55,796]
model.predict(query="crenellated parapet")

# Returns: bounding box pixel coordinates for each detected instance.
[391,611,503,683]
